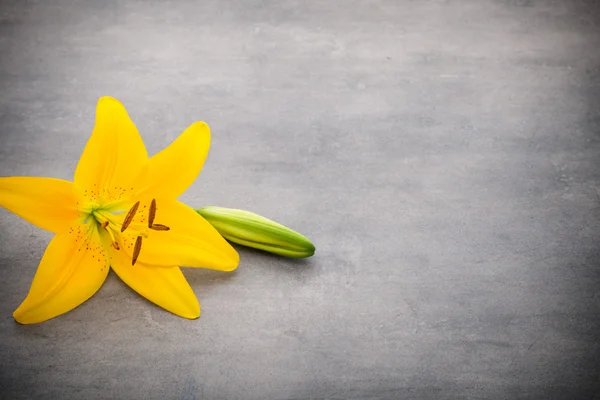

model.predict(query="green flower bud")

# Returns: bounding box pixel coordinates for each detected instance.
[196,206,315,258]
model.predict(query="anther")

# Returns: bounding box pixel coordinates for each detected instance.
[121,201,140,232]
[132,236,143,266]
[112,241,120,250]
[101,221,109,229]
[150,224,170,231]
[148,199,157,228]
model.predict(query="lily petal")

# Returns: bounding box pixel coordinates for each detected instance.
[0,177,78,233]
[110,249,200,319]
[13,225,110,324]
[123,199,239,271]
[140,122,210,199]
[74,97,148,198]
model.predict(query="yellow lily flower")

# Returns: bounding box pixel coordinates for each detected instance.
[0,97,239,324]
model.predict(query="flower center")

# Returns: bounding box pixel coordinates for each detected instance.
[84,198,170,266]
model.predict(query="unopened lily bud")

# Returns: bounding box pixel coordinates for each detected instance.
[196,206,315,258]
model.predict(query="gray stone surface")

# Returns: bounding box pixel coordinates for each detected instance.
[1,0,600,399]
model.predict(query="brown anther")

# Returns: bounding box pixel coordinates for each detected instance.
[121,201,140,232]
[148,199,157,228]
[150,224,170,231]
[132,236,143,266]
[101,221,109,229]
[112,241,120,250]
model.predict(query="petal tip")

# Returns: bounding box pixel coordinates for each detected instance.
[221,247,240,272]
[12,310,26,325]
[13,306,36,325]
[222,262,239,272]
[185,311,201,320]
[181,300,201,319]
[97,96,121,105]
[96,96,129,115]
[190,120,210,131]
[186,121,211,142]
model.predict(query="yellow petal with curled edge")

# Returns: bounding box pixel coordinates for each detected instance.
[110,248,200,319]
[139,121,210,200]
[13,225,110,324]
[0,177,78,233]
[119,198,239,271]
[74,97,148,197]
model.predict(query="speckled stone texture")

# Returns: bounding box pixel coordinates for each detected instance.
[1,1,599,399]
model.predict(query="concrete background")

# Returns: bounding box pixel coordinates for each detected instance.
[1,1,599,399]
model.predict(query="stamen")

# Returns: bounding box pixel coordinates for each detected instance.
[121,201,140,232]
[112,241,120,250]
[101,221,109,229]
[104,224,118,245]
[148,199,157,228]
[150,224,170,231]
[132,236,143,266]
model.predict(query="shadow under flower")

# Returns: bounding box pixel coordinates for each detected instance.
[184,243,317,289]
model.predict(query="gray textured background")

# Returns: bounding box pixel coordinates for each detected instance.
[1,1,600,399]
